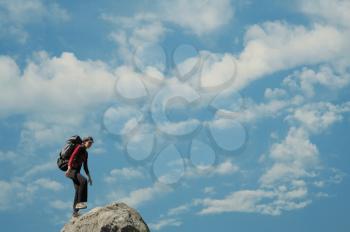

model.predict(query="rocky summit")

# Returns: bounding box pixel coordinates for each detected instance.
[61,202,150,232]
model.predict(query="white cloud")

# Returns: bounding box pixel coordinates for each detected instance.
[18,120,79,150]
[299,0,350,28]
[102,0,234,66]
[103,0,233,39]
[102,13,167,64]
[197,189,274,215]
[114,66,150,100]
[49,199,72,210]
[283,66,350,97]
[217,97,302,123]
[213,160,240,175]
[198,52,237,91]
[0,52,119,150]
[203,186,216,195]
[167,204,191,216]
[0,0,69,43]
[78,137,107,156]
[149,202,192,230]
[1,0,349,220]
[264,88,287,100]
[102,13,165,46]
[185,160,239,178]
[0,150,19,163]
[269,127,318,165]
[103,3,350,102]
[18,117,96,154]
[23,161,56,178]
[149,218,182,231]
[0,176,63,210]
[0,180,23,210]
[260,127,319,186]
[156,119,201,136]
[196,180,310,216]
[115,182,172,208]
[104,167,145,183]
[195,124,328,216]
[33,178,63,192]
[232,21,348,91]
[0,52,116,119]
[286,102,350,133]
[158,0,234,35]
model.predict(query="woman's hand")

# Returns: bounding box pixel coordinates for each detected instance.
[87,173,92,185]
[65,167,72,177]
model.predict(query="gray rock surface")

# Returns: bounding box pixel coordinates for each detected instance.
[61,202,150,232]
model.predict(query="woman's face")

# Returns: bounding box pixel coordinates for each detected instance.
[84,141,93,149]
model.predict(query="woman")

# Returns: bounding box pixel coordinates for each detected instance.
[65,136,94,217]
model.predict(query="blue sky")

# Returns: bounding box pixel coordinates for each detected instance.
[1,0,350,231]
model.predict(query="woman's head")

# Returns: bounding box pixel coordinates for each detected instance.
[82,136,94,149]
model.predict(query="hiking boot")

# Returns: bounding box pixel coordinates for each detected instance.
[72,211,80,218]
[75,202,87,209]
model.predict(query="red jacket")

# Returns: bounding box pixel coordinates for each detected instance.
[68,144,90,174]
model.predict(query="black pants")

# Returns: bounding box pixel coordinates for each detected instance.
[67,169,88,212]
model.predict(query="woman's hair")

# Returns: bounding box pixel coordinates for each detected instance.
[82,136,94,143]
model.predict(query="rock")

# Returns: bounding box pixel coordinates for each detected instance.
[61,202,150,232]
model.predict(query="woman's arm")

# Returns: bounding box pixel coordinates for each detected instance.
[84,154,92,185]
[68,144,81,168]
[65,145,81,177]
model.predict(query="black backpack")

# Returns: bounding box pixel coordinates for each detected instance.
[57,135,82,171]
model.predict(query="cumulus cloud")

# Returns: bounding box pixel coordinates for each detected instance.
[203,186,216,195]
[264,88,288,100]
[0,52,116,118]
[23,161,56,178]
[196,181,310,216]
[195,96,349,216]
[109,182,173,208]
[149,202,192,231]
[102,0,234,66]
[212,160,240,175]
[0,180,23,210]
[300,0,350,28]
[49,199,72,210]
[103,0,233,39]
[260,127,319,186]
[102,13,167,64]
[102,1,350,97]
[167,204,191,216]
[195,97,349,215]
[283,66,350,97]
[0,150,19,164]
[194,93,350,216]
[149,218,182,231]
[0,177,63,210]
[33,178,63,191]
[286,102,350,133]
[0,0,69,43]
[0,52,118,149]
[195,127,318,216]
[217,96,301,123]
[185,159,240,179]
[232,21,348,91]
[99,3,350,219]
[1,0,349,221]
[158,0,234,35]
[104,167,145,183]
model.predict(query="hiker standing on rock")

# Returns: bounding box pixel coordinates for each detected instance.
[65,136,94,217]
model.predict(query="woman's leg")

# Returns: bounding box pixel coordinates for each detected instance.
[76,172,88,203]
[73,182,79,212]
[69,169,81,212]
